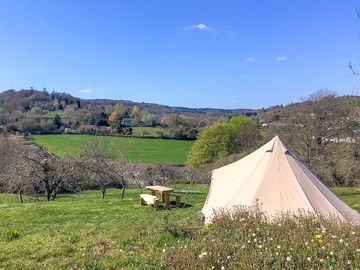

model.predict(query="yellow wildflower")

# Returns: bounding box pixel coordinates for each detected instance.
[315,234,323,244]
[204,223,210,230]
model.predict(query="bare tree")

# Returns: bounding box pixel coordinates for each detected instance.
[76,140,126,199]
[0,134,77,202]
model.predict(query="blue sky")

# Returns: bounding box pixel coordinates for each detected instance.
[0,0,360,109]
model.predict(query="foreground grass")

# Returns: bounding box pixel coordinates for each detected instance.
[32,134,194,164]
[0,185,207,269]
[0,187,359,269]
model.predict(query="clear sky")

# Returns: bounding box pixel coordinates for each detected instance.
[0,0,360,109]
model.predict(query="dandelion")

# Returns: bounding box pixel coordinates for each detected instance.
[307,257,311,262]
[315,234,323,244]
[258,245,262,249]
[286,256,291,262]
[277,245,281,249]
[339,239,344,244]
[252,233,256,237]
[204,224,210,230]
[162,249,166,253]
[330,251,334,256]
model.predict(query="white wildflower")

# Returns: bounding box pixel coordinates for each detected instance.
[277,245,281,249]
[307,257,311,262]
[286,256,291,262]
[162,249,166,253]
[221,267,225,270]
[330,251,334,256]
[339,239,344,244]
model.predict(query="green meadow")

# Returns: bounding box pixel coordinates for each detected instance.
[131,127,166,137]
[0,187,359,269]
[32,134,194,164]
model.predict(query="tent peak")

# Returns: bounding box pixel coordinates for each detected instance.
[267,136,288,154]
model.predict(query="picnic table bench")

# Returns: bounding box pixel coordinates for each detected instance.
[140,194,160,211]
[145,185,174,209]
[169,192,181,207]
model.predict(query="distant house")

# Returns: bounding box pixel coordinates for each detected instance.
[121,118,132,127]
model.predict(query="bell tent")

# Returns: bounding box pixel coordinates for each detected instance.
[201,136,360,223]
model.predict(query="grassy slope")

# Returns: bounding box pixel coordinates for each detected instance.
[0,185,207,269]
[0,187,359,269]
[43,111,70,120]
[32,134,193,165]
[131,127,166,137]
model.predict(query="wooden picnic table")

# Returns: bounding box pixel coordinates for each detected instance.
[145,185,174,209]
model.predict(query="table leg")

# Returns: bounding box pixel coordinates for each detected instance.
[161,192,166,203]
[165,192,170,209]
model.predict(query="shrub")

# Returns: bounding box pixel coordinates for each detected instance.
[5,230,20,241]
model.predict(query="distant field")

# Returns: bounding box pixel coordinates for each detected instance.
[43,110,69,119]
[32,134,193,164]
[131,126,166,137]
[0,186,358,269]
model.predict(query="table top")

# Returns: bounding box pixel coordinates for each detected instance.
[145,185,174,192]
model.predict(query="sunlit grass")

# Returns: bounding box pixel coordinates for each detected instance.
[32,134,194,164]
[0,187,358,269]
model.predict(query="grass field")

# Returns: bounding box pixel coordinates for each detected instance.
[43,111,70,120]
[131,127,166,137]
[0,184,207,269]
[32,134,194,164]
[0,187,359,269]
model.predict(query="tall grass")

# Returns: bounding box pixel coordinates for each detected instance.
[164,207,360,269]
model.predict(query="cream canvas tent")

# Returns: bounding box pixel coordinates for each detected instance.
[201,136,360,223]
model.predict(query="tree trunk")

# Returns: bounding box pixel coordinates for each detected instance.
[120,187,126,199]
[44,187,52,201]
[50,186,58,201]
[17,191,23,203]
[100,187,106,200]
